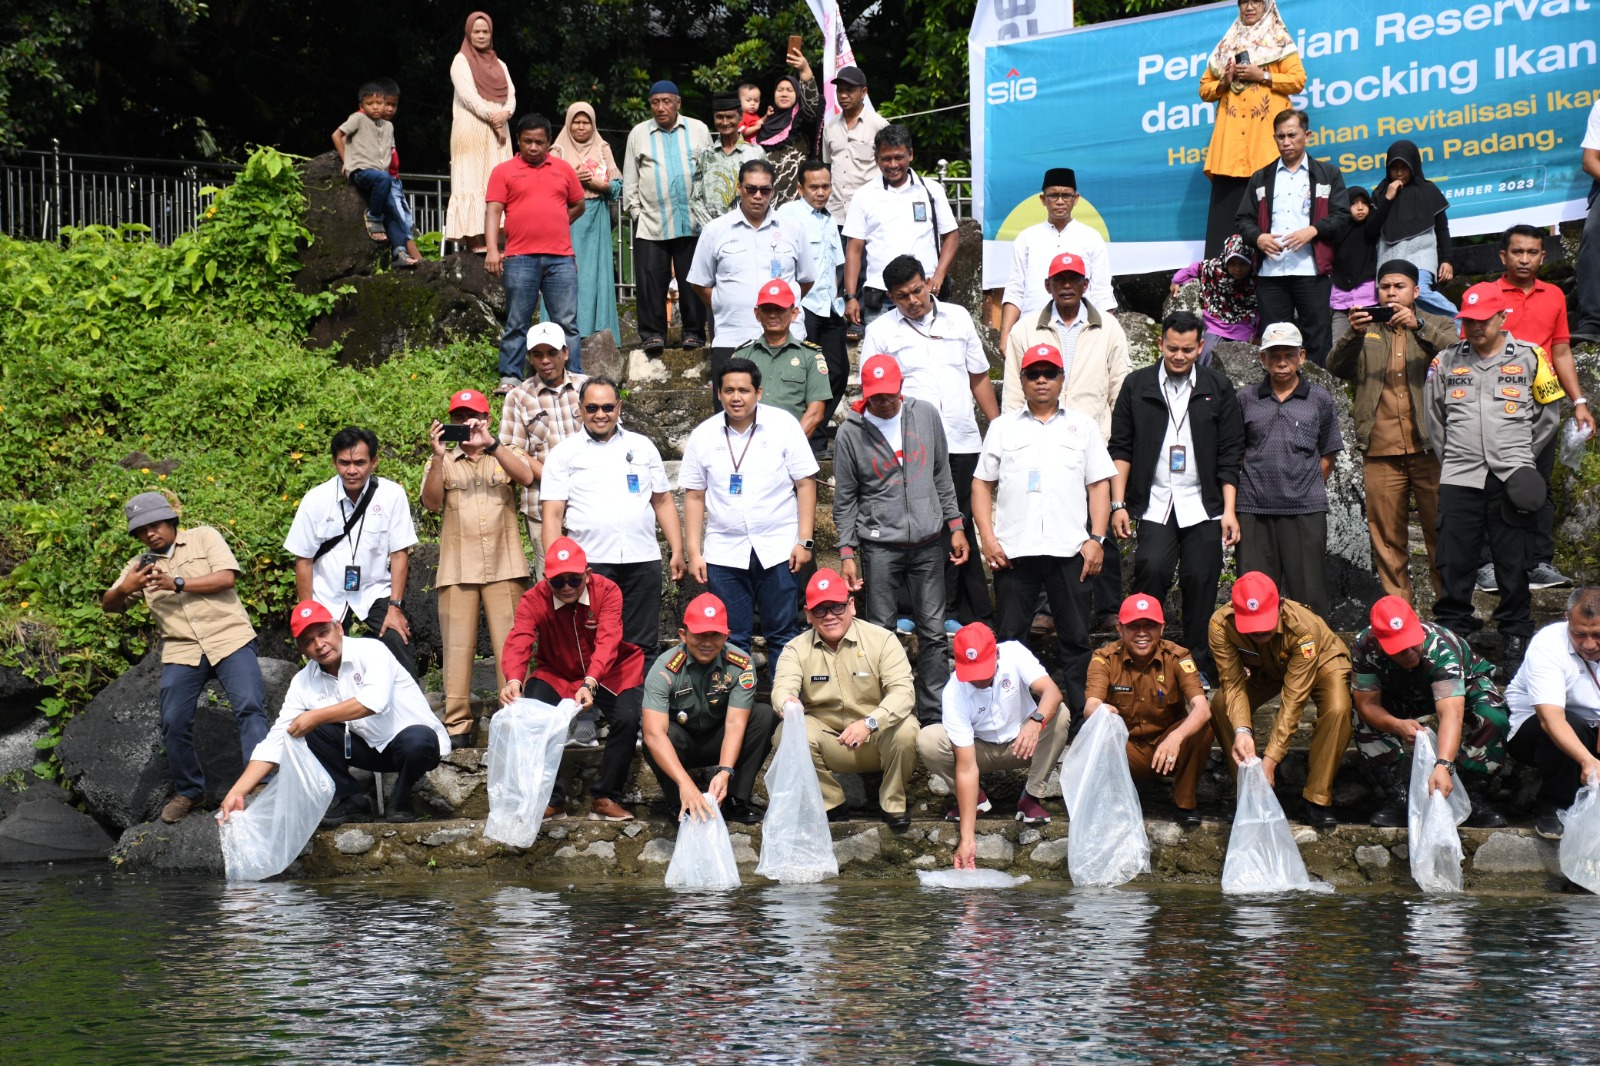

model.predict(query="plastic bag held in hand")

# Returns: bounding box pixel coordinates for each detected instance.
[1560,770,1600,894]
[1408,727,1471,893]
[1058,709,1150,887]
[664,793,742,889]
[917,869,1032,889]
[1560,417,1593,472]
[483,698,579,848]
[756,701,839,883]
[1222,758,1332,894]
[218,737,336,882]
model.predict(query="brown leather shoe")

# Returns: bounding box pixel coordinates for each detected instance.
[1030,613,1055,636]
[160,795,196,824]
[587,796,634,822]
[544,801,567,819]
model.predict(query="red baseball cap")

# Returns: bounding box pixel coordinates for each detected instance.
[449,389,490,414]
[1118,594,1165,626]
[1048,252,1089,279]
[805,568,849,610]
[545,536,588,578]
[860,354,903,398]
[289,600,334,638]
[683,593,730,634]
[1231,572,1281,634]
[1021,343,1064,369]
[1370,594,1425,655]
[1456,282,1508,320]
[952,622,999,682]
[754,278,796,308]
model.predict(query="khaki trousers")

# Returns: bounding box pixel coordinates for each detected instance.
[916,712,1071,800]
[1208,664,1354,807]
[1125,724,1213,810]
[775,712,921,815]
[1362,452,1441,603]
[524,517,546,580]
[437,578,527,734]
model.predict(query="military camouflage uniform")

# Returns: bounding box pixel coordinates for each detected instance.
[1349,619,1509,775]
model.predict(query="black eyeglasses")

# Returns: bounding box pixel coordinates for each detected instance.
[1043,192,1078,202]
[1023,366,1062,381]
[742,185,774,196]
[584,403,617,414]
[810,601,850,617]
[549,573,584,590]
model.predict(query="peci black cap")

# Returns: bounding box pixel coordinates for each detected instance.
[1042,167,1077,191]
[711,92,740,113]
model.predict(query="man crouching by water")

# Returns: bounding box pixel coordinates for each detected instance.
[219,601,448,828]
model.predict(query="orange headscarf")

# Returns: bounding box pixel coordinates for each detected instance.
[459,11,510,104]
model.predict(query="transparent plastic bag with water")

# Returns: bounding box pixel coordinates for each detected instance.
[664,793,743,889]
[218,736,336,882]
[483,698,578,848]
[1559,417,1593,472]
[916,869,1032,889]
[1408,727,1471,893]
[1222,758,1333,894]
[1058,709,1151,887]
[1560,772,1600,894]
[756,702,839,884]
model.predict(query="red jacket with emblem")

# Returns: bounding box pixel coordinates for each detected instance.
[502,573,644,698]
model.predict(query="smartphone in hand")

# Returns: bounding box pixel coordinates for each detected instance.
[788,34,803,56]
[440,423,473,444]
[1358,305,1397,323]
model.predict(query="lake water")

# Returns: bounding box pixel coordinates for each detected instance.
[4,868,1598,1064]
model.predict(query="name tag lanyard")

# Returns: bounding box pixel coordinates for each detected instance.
[340,492,370,595]
[724,416,757,495]
[1163,377,1193,475]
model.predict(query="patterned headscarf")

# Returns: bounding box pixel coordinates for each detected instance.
[1207,0,1298,78]
[1199,234,1258,325]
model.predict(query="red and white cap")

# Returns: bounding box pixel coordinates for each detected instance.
[1021,343,1064,369]
[683,593,730,635]
[1456,282,1508,320]
[1118,594,1165,626]
[289,600,334,638]
[952,622,999,683]
[1231,571,1281,634]
[1048,252,1089,279]
[754,279,796,308]
[860,354,904,398]
[545,536,588,578]
[805,569,849,610]
[1370,594,1425,655]
[449,389,490,414]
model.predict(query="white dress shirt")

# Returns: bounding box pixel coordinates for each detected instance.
[283,476,418,620]
[842,170,957,291]
[686,206,815,349]
[1143,366,1213,528]
[679,408,820,570]
[977,405,1116,559]
[540,426,670,564]
[1507,622,1600,738]
[1001,219,1116,317]
[777,198,844,318]
[253,636,449,765]
[1257,158,1316,278]
[861,299,989,453]
[941,641,1048,747]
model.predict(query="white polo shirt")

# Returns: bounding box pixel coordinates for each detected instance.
[283,476,418,620]
[686,206,815,349]
[942,641,1049,747]
[253,636,448,764]
[1001,219,1116,318]
[540,426,669,564]
[977,405,1116,560]
[679,408,820,570]
[842,170,957,291]
[1506,622,1600,737]
[861,299,989,453]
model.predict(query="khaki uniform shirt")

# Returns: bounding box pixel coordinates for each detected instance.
[642,642,756,736]
[116,526,255,667]
[423,446,532,587]
[1086,639,1205,747]
[772,620,916,731]
[1209,599,1350,763]
[735,337,831,423]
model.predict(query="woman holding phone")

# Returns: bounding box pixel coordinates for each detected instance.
[1197,0,1306,257]
[758,42,820,205]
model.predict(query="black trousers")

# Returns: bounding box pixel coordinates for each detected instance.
[1131,515,1224,678]
[1508,711,1597,810]
[1435,477,1534,640]
[803,308,850,436]
[527,677,642,805]
[994,554,1093,712]
[1256,274,1334,367]
[634,235,705,342]
[590,560,661,662]
[1237,511,1329,617]
[707,346,736,413]
[1206,176,1249,259]
[640,704,778,810]
[948,451,994,624]
[344,597,419,678]
[306,721,441,813]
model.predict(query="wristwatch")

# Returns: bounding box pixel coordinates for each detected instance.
[864,715,880,733]
[1028,709,1045,724]
[172,576,186,594]
[713,766,734,777]
[1109,502,1126,512]
[1088,534,1109,546]
[797,538,815,550]
[485,439,501,454]
[389,599,405,612]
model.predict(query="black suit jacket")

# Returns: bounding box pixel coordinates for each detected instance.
[1108,363,1244,519]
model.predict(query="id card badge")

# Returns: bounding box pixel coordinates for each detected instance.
[343,724,352,760]
[1027,469,1042,493]
[913,201,928,223]
[770,257,782,278]
[626,473,641,494]
[1168,445,1187,474]
[729,473,744,495]
[343,565,362,591]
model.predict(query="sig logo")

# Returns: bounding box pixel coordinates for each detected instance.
[986,68,1037,105]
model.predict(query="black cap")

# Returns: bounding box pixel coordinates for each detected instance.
[1377,259,1420,283]
[832,65,867,87]
[711,92,740,113]
[1042,167,1077,191]
[1502,466,1547,526]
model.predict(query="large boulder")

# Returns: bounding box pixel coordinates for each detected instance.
[0,799,115,864]
[111,815,224,876]
[57,653,300,830]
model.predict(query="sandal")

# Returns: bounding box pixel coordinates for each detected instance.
[366,217,388,242]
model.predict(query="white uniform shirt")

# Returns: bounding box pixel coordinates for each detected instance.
[679,408,820,570]
[1258,159,1315,278]
[686,207,815,349]
[1001,219,1116,318]
[252,636,449,765]
[1585,100,1600,151]
[1506,622,1600,738]
[540,427,669,564]
[977,405,1116,559]
[842,170,957,291]
[942,641,1048,747]
[1143,366,1212,528]
[283,476,418,620]
[861,300,989,453]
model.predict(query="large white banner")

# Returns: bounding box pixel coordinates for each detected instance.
[806,0,867,120]
[970,1,1077,288]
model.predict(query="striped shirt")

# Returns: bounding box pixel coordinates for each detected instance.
[1050,306,1086,385]
[623,116,712,241]
[497,372,588,518]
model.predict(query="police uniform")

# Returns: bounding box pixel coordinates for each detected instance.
[734,336,832,424]
[1208,599,1354,807]
[640,641,776,810]
[1086,638,1212,809]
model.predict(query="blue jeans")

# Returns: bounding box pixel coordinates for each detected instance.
[499,253,579,379]
[159,645,271,800]
[366,179,416,244]
[707,550,801,685]
[348,169,411,252]
[1415,268,1457,317]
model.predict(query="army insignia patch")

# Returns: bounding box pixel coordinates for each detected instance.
[666,649,687,672]
[738,671,756,690]
[1298,639,1316,660]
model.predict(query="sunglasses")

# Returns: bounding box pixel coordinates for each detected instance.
[548,573,584,590]
[584,403,617,414]
[810,601,850,617]
[742,185,774,196]
[1022,366,1062,381]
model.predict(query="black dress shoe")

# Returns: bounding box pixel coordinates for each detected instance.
[882,809,912,830]
[1302,801,1337,828]
[721,798,764,825]
[1536,808,1565,840]
[449,733,474,751]
[826,804,850,823]
[385,808,418,824]
[1175,807,1201,828]
[319,794,374,829]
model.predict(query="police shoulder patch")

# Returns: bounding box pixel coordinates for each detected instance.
[1426,356,1439,381]
[665,649,687,673]
[723,648,751,669]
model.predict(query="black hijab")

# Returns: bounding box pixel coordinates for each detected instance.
[1377,140,1449,242]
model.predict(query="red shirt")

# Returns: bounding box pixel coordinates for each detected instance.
[1498,274,1570,355]
[485,154,585,257]
[501,573,644,698]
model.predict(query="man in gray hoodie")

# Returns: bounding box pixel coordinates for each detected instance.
[834,354,969,724]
